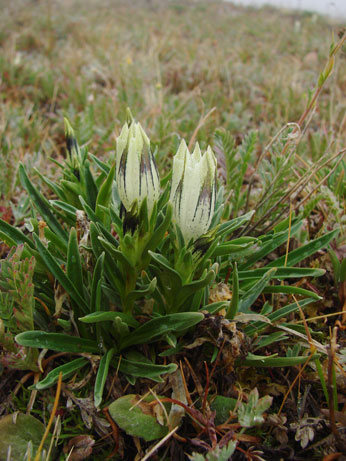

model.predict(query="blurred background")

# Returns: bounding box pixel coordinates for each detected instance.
[230,0,346,18]
[0,0,345,207]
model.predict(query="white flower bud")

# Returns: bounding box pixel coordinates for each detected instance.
[115,121,160,216]
[170,141,217,244]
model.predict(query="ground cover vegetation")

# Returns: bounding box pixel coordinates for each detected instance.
[0,0,346,459]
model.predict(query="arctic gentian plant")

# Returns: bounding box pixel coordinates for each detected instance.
[0,114,336,405]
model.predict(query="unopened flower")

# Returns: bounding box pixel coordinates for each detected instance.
[115,121,160,216]
[170,140,217,244]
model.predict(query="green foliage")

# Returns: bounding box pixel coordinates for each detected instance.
[0,246,38,370]
[0,115,337,401]
[0,413,52,461]
[188,441,237,461]
[108,394,170,441]
[237,388,272,428]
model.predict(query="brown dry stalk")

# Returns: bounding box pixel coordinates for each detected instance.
[34,371,62,461]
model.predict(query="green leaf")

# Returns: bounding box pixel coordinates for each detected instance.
[19,164,67,242]
[216,211,255,238]
[79,195,100,223]
[266,229,339,268]
[202,301,229,314]
[32,233,89,314]
[120,312,204,349]
[239,267,325,280]
[90,253,105,313]
[89,153,111,175]
[33,358,89,390]
[0,218,35,248]
[189,441,237,461]
[95,163,116,222]
[237,388,272,427]
[116,358,177,382]
[226,263,239,319]
[213,241,255,257]
[149,251,183,289]
[108,394,169,441]
[244,297,316,336]
[90,223,124,295]
[79,311,139,328]
[50,200,78,221]
[340,258,346,283]
[253,332,288,351]
[239,268,276,313]
[98,237,134,272]
[83,164,98,210]
[34,168,67,201]
[239,220,302,270]
[239,353,319,367]
[176,265,217,309]
[125,278,157,307]
[67,228,84,296]
[262,285,322,300]
[44,227,68,253]
[15,331,99,353]
[0,413,52,460]
[94,348,115,407]
[144,203,172,253]
[210,395,237,425]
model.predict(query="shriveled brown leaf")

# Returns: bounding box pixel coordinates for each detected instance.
[63,435,95,460]
[290,414,323,449]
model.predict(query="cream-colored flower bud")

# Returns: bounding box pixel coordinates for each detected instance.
[170,141,217,244]
[115,121,160,216]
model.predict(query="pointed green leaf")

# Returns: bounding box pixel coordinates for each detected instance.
[32,233,89,313]
[34,358,89,390]
[67,228,84,296]
[239,268,276,313]
[79,311,139,328]
[94,348,115,407]
[15,331,99,353]
[120,312,204,349]
[266,229,339,268]
[19,164,67,242]
[96,163,116,222]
